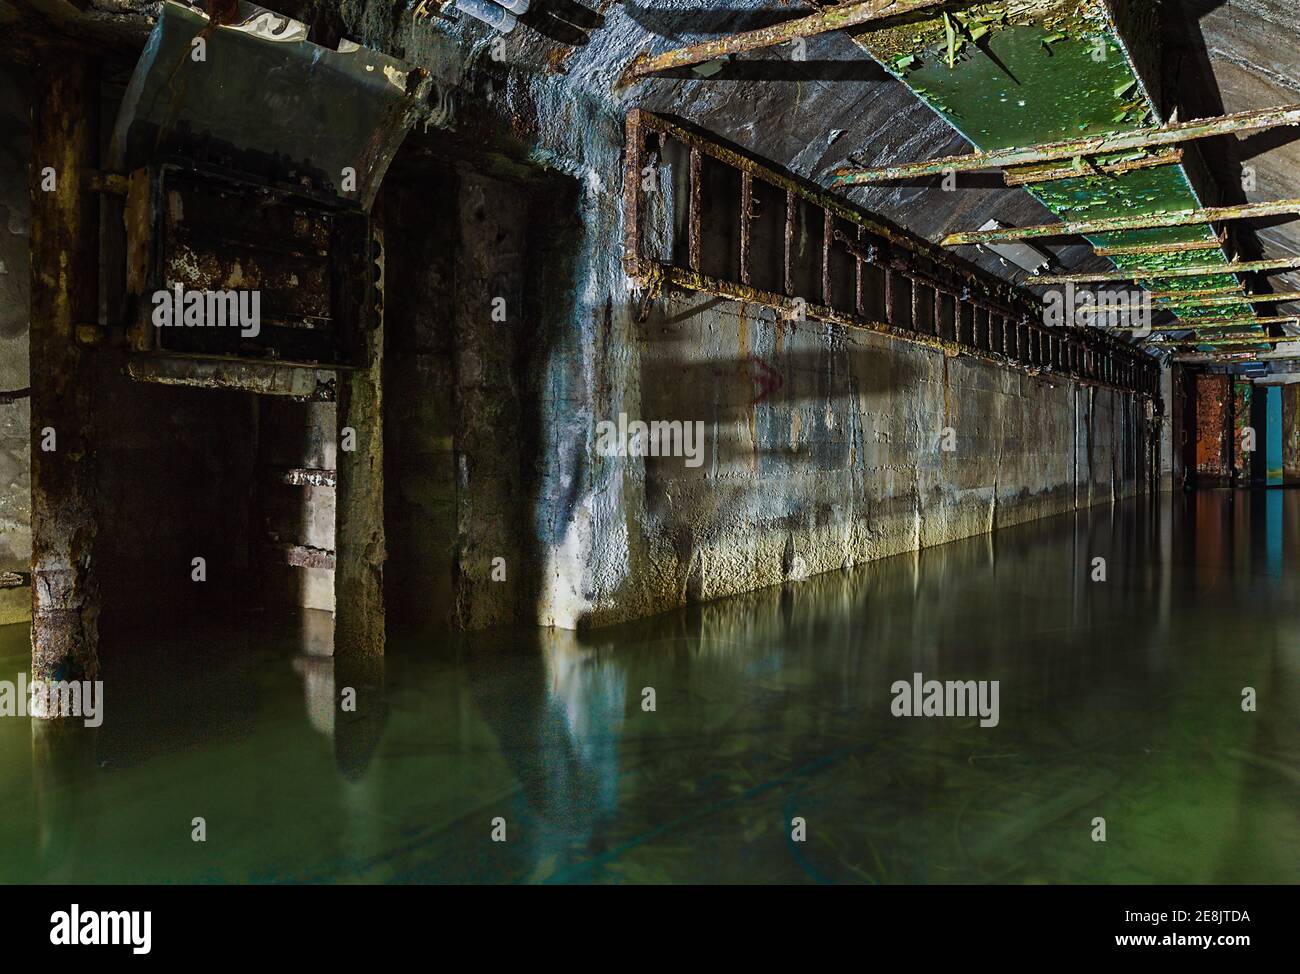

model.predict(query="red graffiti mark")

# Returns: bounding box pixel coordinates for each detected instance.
[744,354,783,405]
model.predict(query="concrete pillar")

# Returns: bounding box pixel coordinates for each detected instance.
[1283,384,1300,484]
[28,58,100,712]
[1194,374,1231,488]
[334,215,385,658]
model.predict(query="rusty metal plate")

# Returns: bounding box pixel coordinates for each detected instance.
[110,0,423,210]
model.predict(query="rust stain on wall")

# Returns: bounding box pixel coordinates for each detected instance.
[1195,374,1230,486]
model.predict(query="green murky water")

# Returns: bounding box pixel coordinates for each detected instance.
[0,491,1296,884]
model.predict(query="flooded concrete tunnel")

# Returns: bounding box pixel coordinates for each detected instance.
[0,0,1297,909]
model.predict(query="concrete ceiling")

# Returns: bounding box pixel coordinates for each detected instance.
[1166,0,1300,300]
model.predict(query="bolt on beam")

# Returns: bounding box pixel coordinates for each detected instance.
[617,0,956,85]
[942,199,1300,247]
[830,103,1300,185]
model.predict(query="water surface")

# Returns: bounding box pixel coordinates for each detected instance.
[0,491,1296,884]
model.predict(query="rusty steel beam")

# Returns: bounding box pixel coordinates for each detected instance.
[1157,290,1300,309]
[1148,285,1245,300]
[1094,233,1225,258]
[621,110,1156,396]
[942,199,1300,247]
[1173,351,1300,363]
[618,0,955,84]
[832,103,1300,185]
[1002,149,1183,187]
[1152,334,1299,348]
[1098,314,1299,330]
[1026,256,1300,284]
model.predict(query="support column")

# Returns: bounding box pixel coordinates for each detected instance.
[28,57,100,713]
[1284,384,1300,485]
[334,214,385,659]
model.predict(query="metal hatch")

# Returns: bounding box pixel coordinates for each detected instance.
[111,0,424,210]
[108,1,425,377]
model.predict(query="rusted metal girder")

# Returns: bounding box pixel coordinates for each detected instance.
[1173,351,1300,363]
[1093,233,1225,258]
[1002,149,1183,187]
[623,109,1157,397]
[1148,285,1245,300]
[942,199,1300,247]
[618,0,956,84]
[1157,290,1300,309]
[1151,334,1299,348]
[831,103,1300,185]
[29,57,101,712]
[1026,256,1300,285]
[1095,313,1298,330]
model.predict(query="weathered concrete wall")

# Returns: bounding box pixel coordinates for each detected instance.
[0,63,30,625]
[541,292,1148,630]
[1285,384,1300,484]
[4,2,1158,638]
[1195,374,1231,487]
[360,5,1155,633]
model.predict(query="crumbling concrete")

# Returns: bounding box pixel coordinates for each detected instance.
[1285,384,1300,484]
[0,62,30,626]
[28,57,101,704]
[334,217,386,658]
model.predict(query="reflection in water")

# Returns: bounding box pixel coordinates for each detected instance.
[0,491,1296,883]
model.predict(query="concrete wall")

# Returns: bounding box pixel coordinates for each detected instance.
[366,12,1154,635]
[1195,374,1231,487]
[542,292,1148,630]
[2,5,1158,638]
[1285,384,1300,484]
[0,63,29,625]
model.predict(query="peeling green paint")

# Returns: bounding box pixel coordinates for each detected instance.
[857,0,1254,335]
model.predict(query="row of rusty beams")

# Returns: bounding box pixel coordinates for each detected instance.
[1107,315,1300,332]
[1150,334,1299,348]
[623,110,1157,398]
[941,198,1300,248]
[1153,290,1300,310]
[831,103,1300,186]
[1027,256,1300,285]
[613,2,1300,364]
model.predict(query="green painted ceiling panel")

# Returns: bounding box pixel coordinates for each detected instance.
[856,0,1263,348]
